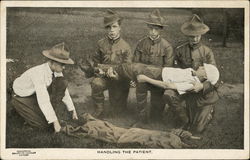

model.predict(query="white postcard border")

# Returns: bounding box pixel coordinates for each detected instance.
[1,1,249,159]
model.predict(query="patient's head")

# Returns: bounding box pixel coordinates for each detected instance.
[196,64,220,85]
[195,66,207,82]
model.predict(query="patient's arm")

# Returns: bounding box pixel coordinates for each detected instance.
[137,75,177,90]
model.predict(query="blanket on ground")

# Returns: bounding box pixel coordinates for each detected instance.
[61,113,192,148]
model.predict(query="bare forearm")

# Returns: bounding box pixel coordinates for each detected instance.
[138,75,176,90]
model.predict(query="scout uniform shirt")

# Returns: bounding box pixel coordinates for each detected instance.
[134,36,174,67]
[13,63,75,124]
[93,36,132,64]
[175,42,216,70]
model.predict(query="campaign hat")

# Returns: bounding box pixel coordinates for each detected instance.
[145,9,168,27]
[104,9,122,27]
[42,42,74,64]
[181,14,209,36]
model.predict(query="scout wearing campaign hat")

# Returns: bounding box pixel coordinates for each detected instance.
[145,9,168,27]
[42,42,74,64]
[167,15,217,134]
[181,14,209,36]
[104,9,123,27]
[90,9,132,118]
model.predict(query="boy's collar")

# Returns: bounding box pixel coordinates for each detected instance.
[189,42,201,49]
[148,35,161,45]
[107,34,121,44]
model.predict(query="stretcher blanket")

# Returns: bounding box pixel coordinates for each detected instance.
[61,113,192,148]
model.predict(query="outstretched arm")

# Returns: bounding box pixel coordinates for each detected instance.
[137,75,177,90]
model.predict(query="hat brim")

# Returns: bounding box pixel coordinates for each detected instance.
[42,50,74,64]
[145,21,168,27]
[104,17,122,27]
[181,22,209,36]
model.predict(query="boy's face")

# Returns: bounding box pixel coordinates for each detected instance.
[147,24,162,39]
[106,21,121,39]
[196,66,207,82]
[187,35,202,45]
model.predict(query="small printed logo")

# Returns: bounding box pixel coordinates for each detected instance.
[12,150,36,156]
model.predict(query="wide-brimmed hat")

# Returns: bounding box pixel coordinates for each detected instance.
[181,14,209,36]
[104,9,122,27]
[204,63,219,85]
[145,9,168,27]
[42,42,74,64]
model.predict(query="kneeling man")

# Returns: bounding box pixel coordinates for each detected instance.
[11,42,78,133]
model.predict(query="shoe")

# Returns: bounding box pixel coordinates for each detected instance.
[92,103,104,118]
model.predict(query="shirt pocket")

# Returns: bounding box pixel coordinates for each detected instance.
[150,47,165,65]
[119,49,129,62]
[192,58,204,70]
[110,49,126,63]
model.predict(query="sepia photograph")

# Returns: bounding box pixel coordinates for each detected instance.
[1,0,249,159]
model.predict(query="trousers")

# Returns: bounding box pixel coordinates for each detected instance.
[91,77,130,110]
[136,67,165,120]
[11,77,68,128]
[163,89,219,133]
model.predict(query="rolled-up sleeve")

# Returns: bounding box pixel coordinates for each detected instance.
[32,76,58,124]
[62,88,75,111]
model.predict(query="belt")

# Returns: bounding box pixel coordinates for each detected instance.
[12,93,35,98]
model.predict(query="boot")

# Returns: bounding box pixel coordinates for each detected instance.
[92,103,104,118]
[138,107,149,123]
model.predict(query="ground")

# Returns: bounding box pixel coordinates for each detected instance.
[5,8,244,149]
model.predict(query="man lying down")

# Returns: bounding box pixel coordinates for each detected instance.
[79,61,219,125]
[61,113,198,148]
[136,63,219,95]
[74,62,219,147]
[80,61,219,95]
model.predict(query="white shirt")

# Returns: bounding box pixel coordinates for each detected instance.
[162,67,200,95]
[13,63,75,124]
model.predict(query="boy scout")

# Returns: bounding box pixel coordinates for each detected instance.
[164,14,219,133]
[11,43,78,133]
[133,9,174,120]
[91,9,132,117]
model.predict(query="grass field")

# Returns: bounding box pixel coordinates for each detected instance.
[6,8,244,149]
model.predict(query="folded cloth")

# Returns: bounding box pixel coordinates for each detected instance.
[61,113,193,148]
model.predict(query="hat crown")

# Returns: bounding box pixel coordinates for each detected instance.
[181,14,209,36]
[191,14,203,24]
[106,9,116,15]
[104,9,121,27]
[42,42,74,64]
[150,9,161,19]
[146,9,166,26]
[50,42,70,60]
